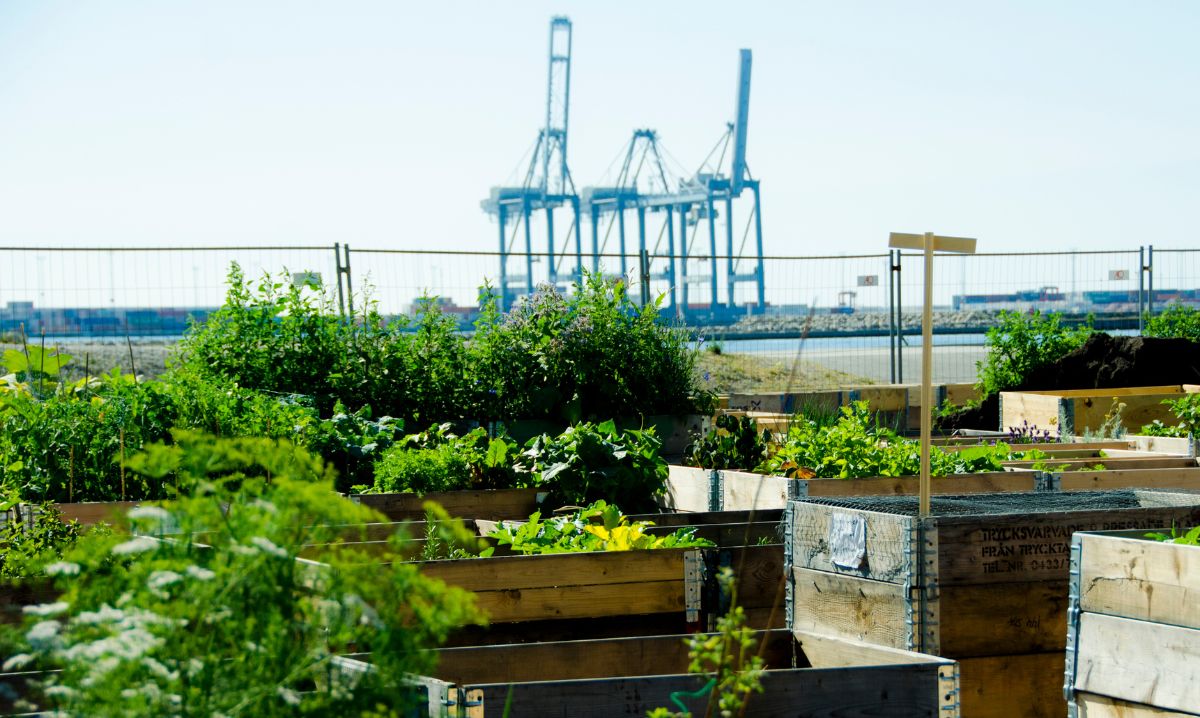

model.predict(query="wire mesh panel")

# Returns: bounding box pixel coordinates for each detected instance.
[795,488,1200,517]
[895,250,1141,384]
[0,246,339,339]
[1150,248,1200,312]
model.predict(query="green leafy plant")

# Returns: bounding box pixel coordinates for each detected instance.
[367,423,520,495]
[1146,525,1200,545]
[471,274,713,423]
[647,567,765,718]
[975,310,1093,398]
[685,414,771,471]
[760,402,1012,479]
[1139,393,1200,437]
[520,420,668,512]
[487,501,713,555]
[1144,303,1200,342]
[0,500,86,581]
[0,434,481,716]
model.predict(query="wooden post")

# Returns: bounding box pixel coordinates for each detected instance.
[921,232,934,516]
[889,231,978,517]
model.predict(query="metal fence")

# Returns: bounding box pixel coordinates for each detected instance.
[1,244,1196,391]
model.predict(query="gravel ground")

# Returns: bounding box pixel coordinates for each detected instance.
[2,341,174,381]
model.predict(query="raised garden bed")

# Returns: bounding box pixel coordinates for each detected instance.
[350,488,543,521]
[664,464,1039,512]
[1065,529,1200,716]
[786,489,1200,718]
[341,628,959,717]
[999,384,1200,436]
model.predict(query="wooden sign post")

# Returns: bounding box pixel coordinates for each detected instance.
[888,232,977,516]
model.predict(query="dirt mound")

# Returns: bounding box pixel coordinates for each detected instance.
[940,334,1200,432]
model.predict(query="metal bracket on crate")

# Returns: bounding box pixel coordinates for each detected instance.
[1064,535,1084,717]
[783,502,795,631]
[708,470,724,512]
[786,478,808,500]
[456,687,484,718]
[684,549,704,624]
[906,517,941,655]
[937,662,961,717]
[1035,471,1063,492]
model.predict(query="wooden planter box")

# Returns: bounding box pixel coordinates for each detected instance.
[664,465,1039,512]
[345,628,959,717]
[1066,530,1200,716]
[351,488,543,522]
[999,385,1200,436]
[786,489,1200,718]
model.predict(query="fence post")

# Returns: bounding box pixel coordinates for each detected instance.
[639,250,651,306]
[887,253,897,384]
[1147,244,1155,318]
[342,244,354,318]
[893,250,904,384]
[1138,246,1145,333]
[334,243,346,318]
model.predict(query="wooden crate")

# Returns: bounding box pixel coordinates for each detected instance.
[664,465,1040,512]
[999,385,1200,436]
[786,490,1200,718]
[351,488,542,521]
[1066,530,1200,716]
[345,628,959,717]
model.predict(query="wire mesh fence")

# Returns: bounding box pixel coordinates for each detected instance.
[1,244,1196,392]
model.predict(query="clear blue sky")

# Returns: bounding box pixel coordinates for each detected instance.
[2,1,1197,256]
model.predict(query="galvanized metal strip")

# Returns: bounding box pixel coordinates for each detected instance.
[902,517,921,652]
[938,662,961,717]
[783,502,795,630]
[684,549,704,624]
[708,470,723,512]
[919,516,941,656]
[786,478,808,500]
[1064,534,1085,717]
[1035,471,1063,492]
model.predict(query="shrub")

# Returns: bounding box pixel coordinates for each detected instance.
[0,500,85,581]
[975,310,1093,397]
[1144,303,1200,342]
[471,275,711,423]
[0,435,480,716]
[174,265,470,426]
[520,420,668,512]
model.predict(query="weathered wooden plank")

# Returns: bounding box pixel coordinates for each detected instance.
[662,465,714,512]
[722,470,790,510]
[52,500,138,525]
[935,503,1200,586]
[789,567,911,650]
[432,630,796,684]
[1078,533,1200,629]
[800,471,1037,497]
[469,665,943,717]
[418,548,689,592]
[1073,693,1200,717]
[471,579,685,624]
[793,629,949,668]
[351,488,541,521]
[722,545,786,616]
[1075,612,1200,714]
[628,508,784,527]
[0,581,57,625]
[1005,457,1197,471]
[1000,391,1063,433]
[937,580,1069,657]
[790,503,912,583]
[1058,468,1200,492]
[958,653,1065,718]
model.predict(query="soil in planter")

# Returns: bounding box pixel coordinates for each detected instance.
[939,334,1200,433]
